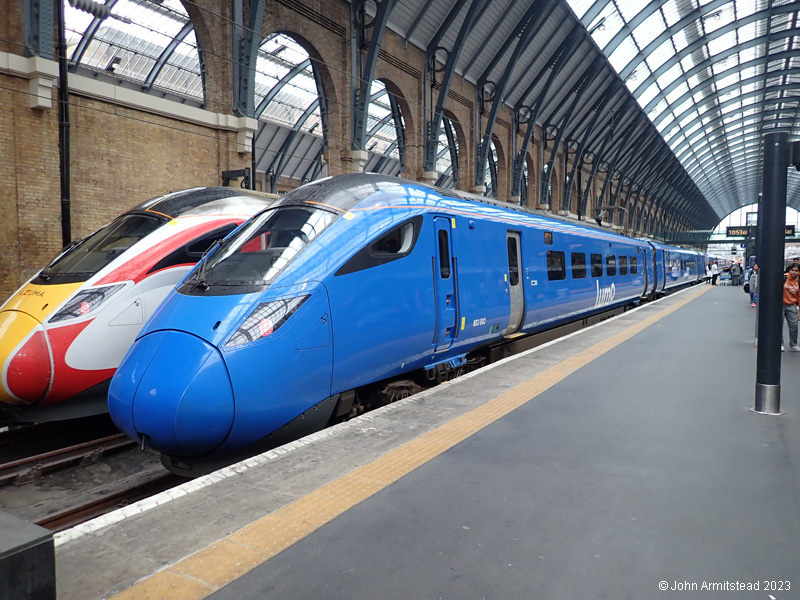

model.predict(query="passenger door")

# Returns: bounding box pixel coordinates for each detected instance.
[433,217,457,352]
[506,231,524,335]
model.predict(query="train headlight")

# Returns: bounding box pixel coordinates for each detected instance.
[48,284,125,323]
[226,295,309,347]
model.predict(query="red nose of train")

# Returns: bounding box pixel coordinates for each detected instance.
[0,311,52,404]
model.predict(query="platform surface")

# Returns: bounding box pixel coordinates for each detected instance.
[55,284,800,600]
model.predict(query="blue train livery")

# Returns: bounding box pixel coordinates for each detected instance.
[107,174,704,474]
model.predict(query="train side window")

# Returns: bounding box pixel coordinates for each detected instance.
[619,256,628,276]
[544,231,553,245]
[606,255,617,276]
[631,256,638,274]
[547,250,566,281]
[571,252,586,279]
[372,221,414,256]
[591,253,603,277]
[335,215,423,276]
[438,230,451,279]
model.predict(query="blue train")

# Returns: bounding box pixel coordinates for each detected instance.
[108,174,705,474]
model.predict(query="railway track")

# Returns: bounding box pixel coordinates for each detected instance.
[34,471,185,532]
[0,433,136,486]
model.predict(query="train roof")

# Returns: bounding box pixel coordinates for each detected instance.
[130,187,278,220]
[271,173,651,246]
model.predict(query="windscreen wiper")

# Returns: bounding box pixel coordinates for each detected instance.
[191,239,224,290]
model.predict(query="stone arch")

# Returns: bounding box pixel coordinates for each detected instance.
[377,78,414,139]
[270,30,339,117]
[181,0,229,113]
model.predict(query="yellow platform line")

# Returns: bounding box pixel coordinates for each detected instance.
[110,286,709,600]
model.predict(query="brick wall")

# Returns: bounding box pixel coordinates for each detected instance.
[0,71,250,301]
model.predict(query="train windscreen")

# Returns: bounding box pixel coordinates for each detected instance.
[188,206,335,288]
[37,213,164,283]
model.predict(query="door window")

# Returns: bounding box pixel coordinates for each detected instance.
[507,237,520,285]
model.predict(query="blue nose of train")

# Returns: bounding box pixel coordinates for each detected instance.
[108,330,234,457]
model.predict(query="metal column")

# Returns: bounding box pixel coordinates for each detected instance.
[753,132,789,414]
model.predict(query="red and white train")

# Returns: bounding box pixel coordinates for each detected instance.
[0,187,275,422]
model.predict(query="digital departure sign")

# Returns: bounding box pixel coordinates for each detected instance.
[726,225,795,237]
[726,226,751,237]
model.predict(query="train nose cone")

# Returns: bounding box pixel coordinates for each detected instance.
[108,330,234,457]
[0,311,52,404]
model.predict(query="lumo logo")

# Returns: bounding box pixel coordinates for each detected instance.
[595,281,615,309]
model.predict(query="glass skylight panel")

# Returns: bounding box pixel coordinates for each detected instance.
[649,98,670,119]
[679,108,700,127]
[674,96,695,116]
[656,114,676,134]
[609,36,639,71]
[738,68,759,83]
[680,53,700,73]
[666,81,690,104]
[638,82,661,108]
[720,102,742,116]
[661,0,686,27]
[702,4,736,34]
[716,72,740,90]
[711,57,734,75]
[672,29,693,53]
[736,21,759,44]
[685,121,703,138]
[707,30,738,56]
[154,36,202,98]
[656,63,683,89]
[770,12,793,30]
[632,11,666,49]
[647,38,677,72]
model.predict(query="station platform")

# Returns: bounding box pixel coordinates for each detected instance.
[54,283,800,600]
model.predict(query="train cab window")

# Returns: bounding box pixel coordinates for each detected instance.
[591,253,603,277]
[335,215,423,276]
[631,256,638,274]
[547,250,566,281]
[38,213,163,282]
[148,223,239,274]
[606,255,617,276]
[438,230,451,279]
[186,206,337,290]
[571,252,587,279]
[619,256,628,276]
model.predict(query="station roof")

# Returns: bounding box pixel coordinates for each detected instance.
[62,0,800,230]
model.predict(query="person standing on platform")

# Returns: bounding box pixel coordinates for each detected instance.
[748,264,759,307]
[711,261,719,285]
[731,262,742,285]
[781,264,800,351]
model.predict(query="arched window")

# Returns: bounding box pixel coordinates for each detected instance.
[65,0,202,103]
[253,34,326,192]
